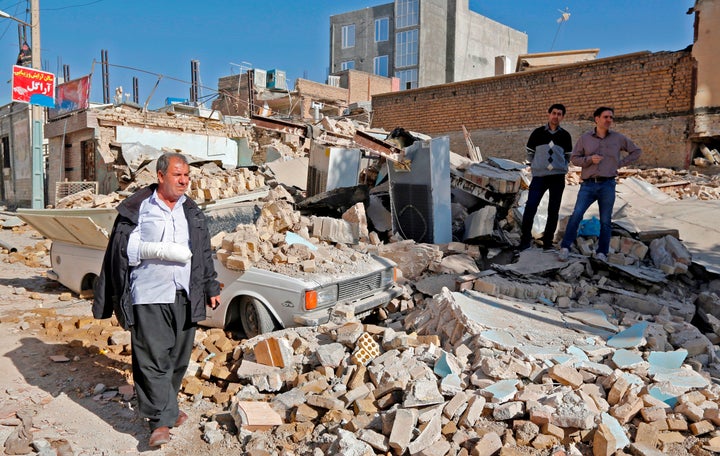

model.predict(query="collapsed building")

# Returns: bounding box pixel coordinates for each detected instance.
[6,99,720,454]
[0,2,719,453]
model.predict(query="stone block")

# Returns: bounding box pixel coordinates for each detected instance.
[675,402,704,422]
[689,420,713,436]
[470,432,502,456]
[665,417,688,431]
[592,423,616,456]
[232,401,283,431]
[389,408,418,454]
[548,364,583,388]
[634,422,658,447]
[640,406,667,423]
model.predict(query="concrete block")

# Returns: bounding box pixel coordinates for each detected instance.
[689,419,714,436]
[389,408,418,454]
[493,401,524,420]
[407,413,442,455]
[610,394,643,425]
[634,422,658,447]
[640,406,667,423]
[358,429,389,453]
[592,423,616,456]
[459,393,486,428]
[675,402,704,422]
[470,431,501,456]
[306,394,345,410]
[548,364,583,388]
[665,417,688,431]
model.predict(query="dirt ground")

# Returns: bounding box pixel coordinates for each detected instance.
[0,225,241,456]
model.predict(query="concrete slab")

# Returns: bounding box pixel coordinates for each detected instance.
[455,290,614,347]
[415,274,461,296]
[607,321,648,348]
[482,379,520,403]
[565,309,618,332]
[601,412,631,450]
[612,349,644,369]
[497,248,576,276]
[265,156,308,190]
[480,329,519,350]
[648,349,688,373]
[652,368,710,389]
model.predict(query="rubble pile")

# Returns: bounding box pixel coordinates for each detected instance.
[187,163,266,202]
[693,145,720,169]
[166,285,720,455]
[214,197,382,277]
[54,189,126,209]
[559,233,690,274]
[6,221,720,454]
[2,240,50,268]
[634,168,720,200]
[53,163,269,209]
[186,234,718,454]
[254,133,307,163]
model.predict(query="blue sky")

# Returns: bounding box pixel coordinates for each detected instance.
[0,0,696,109]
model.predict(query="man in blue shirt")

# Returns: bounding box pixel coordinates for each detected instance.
[519,104,573,251]
[94,152,221,447]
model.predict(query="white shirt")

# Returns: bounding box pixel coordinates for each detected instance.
[126,191,191,304]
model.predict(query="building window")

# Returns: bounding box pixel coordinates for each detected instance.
[374,55,389,77]
[396,0,418,29]
[341,60,355,70]
[375,17,389,42]
[395,29,418,67]
[341,24,355,49]
[395,69,418,90]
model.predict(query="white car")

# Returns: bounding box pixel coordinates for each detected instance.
[18,200,400,338]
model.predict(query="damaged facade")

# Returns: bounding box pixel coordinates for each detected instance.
[212,69,394,123]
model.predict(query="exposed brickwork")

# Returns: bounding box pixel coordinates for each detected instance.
[371,50,694,168]
[342,70,394,105]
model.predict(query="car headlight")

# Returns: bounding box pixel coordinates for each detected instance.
[380,267,397,287]
[306,286,338,310]
[315,285,338,306]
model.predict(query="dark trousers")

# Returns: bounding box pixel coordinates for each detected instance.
[520,174,566,249]
[130,290,195,431]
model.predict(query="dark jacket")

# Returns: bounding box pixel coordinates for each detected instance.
[92,185,221,330]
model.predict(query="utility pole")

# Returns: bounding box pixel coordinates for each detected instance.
[30,0,43,208]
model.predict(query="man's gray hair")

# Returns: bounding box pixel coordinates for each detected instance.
[156,152,188,174]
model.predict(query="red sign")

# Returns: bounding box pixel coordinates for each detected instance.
[11,65,56,107]
[48,75,92,120]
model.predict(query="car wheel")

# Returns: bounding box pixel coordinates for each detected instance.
[239,297,277,338]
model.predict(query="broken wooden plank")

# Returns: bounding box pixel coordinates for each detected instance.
[462,125,482,162]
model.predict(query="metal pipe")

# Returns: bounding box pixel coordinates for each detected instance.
[0,238,17,253]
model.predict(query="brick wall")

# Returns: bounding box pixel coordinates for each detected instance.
[344,70,394,105]
[371,50,694,168]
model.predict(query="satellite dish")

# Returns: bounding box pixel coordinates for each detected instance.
[551,7,571,50]
[557,7,571,23]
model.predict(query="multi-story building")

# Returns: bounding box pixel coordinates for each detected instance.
[329,0,528,90]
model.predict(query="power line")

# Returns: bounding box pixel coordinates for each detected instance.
[42,0,109,11]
